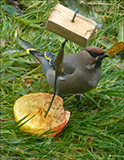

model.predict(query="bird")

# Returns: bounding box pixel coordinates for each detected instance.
[26,45,109,96]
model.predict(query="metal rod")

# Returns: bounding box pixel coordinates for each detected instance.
[44,74,57,118]
[72,8,79,22]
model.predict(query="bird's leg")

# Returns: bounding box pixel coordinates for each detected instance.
[57,92,85,111]
[75,94,85,111]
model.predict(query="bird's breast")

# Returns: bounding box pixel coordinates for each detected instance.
[86,68,102,89]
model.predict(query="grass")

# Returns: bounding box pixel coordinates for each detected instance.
[0,0,124,159]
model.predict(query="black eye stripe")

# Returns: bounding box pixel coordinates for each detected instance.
[87,50,104,58]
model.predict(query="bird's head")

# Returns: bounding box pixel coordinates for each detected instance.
[84,46,109,68]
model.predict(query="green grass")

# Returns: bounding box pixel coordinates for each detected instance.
[0,0,124,159]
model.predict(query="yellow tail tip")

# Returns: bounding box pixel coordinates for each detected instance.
[26,48,36,54]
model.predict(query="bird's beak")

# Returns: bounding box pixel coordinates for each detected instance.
[97,53,109,60]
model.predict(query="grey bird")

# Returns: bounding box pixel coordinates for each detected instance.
[26,46,108,96]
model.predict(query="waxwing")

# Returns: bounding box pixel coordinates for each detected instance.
[26,46,108,95]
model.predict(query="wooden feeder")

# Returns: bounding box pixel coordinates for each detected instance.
[46,4,97,47]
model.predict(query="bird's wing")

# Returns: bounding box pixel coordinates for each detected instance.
[58,69,76,81]
[44,51,56,69]
[44,51,75,77]
[62,54,76,74]
[26,48,75,78]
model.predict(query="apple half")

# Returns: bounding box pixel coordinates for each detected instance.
[13,93,70,137]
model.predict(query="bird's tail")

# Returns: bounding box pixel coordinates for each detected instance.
[16,37,55,66]
[16,37,35,50]
[26,48,44,57]
[16,37,44,57]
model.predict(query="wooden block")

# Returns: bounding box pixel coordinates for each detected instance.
[46,4,97,47]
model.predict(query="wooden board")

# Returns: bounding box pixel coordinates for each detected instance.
[46,4,97,47]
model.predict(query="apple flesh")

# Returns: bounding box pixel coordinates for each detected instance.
[14,93,70,137]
